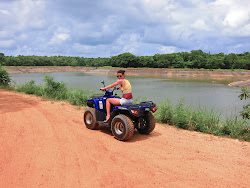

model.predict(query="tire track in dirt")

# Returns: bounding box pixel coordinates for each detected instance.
[0,89,249,187]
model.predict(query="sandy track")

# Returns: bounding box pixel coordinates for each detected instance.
[0,90,249,188]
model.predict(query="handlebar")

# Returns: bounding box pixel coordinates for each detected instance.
[100,87,120,91]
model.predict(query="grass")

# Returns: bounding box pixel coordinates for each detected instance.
[0,85,15,90]
[154,98,250,141]
[67,89,94,106]
[16,80,44,96]
[12,75,94,107]
[0,74,249,142]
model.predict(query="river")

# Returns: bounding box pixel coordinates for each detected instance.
[10,72,246,118]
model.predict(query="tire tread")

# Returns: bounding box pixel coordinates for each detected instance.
[83,108,98,130]
[111,114,134,141]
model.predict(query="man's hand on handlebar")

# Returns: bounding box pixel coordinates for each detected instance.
[100,88,106,91]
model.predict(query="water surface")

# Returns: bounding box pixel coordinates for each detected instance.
[10,72,246,118]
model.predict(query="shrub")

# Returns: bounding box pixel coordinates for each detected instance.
[67,89,94,106]
[154,98,250,141]
[16,80,43,96]
[0,66,11,85]
[13,75,95,106]
[222,117,250,141]
[43,75,68,100]
[171,99,192,129]
[154,99,174,124]
[192,108,221,134]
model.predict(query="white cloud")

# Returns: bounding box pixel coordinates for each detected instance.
[0,31,10,39]
[209,0,250,29]
[0,0,250,56]
[18,34,28,40]
[57,34,70,40]
[223,9,249,28]
[112,34,141,55]
[0,40,15,49]
[139,0,177,22]
[12,0,47,30]
[192,19,210,31]
[49,33,70,44]
[158,45,177,54]
[72,43,108,57]
[0,9,10,15]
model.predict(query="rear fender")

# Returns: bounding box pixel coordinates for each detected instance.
[112,106,140,118]
[110,109,138,122]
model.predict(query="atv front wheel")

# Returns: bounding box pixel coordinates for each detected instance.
[84,108,98,130]
[137,112,155,134]
[111,114,134,141]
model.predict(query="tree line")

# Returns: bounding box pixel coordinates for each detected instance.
[0,50,249,69]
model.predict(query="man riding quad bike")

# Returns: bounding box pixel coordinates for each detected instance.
[83,80,157,141]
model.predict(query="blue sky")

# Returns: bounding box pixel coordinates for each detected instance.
[0,0,249,57]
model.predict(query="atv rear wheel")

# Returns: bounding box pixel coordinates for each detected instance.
[84,108,98,130]
[137,112,155,134]
[111,114,134,141]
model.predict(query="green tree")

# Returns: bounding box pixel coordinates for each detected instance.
[224,53,238,69]
[180,52,190,62]
[70,59,78,66]
[0,53,5,66]
[116,52,138,68]
[190,50,204,60]
[1,51,249,69]
[173,54,185,68]
[138,56,154,67]
[153,54,175,68]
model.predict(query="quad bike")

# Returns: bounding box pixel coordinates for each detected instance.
[83,80,157,141]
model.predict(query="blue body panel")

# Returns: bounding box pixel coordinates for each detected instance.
[87,89,155,115]
[87,89,121,113]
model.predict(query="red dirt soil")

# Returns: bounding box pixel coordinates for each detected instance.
[0,90,249,188]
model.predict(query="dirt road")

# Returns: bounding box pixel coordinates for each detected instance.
[0,90,249,188]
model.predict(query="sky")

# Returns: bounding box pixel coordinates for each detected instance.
[0,0,249,57]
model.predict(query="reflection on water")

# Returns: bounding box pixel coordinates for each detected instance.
[10,72,246,118]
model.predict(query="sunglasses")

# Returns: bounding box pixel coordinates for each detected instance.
[117,75,123,78]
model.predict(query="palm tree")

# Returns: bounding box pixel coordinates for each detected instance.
[238,87,249,119]
[238,87,249,100]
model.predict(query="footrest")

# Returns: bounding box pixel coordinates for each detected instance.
[97,121,109,127]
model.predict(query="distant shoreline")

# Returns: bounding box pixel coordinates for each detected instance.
[5,66,250,88]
